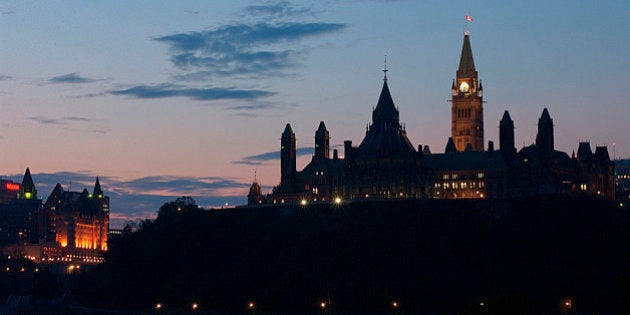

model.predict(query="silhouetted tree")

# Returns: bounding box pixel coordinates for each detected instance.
[156,196,200,220]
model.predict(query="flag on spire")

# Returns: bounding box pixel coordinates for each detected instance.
[465,15,473,22]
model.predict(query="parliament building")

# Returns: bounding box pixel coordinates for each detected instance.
[248,34,615,205]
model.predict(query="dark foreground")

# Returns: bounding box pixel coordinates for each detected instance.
[72,195,629,314]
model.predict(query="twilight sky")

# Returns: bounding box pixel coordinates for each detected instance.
[1,0,628,228]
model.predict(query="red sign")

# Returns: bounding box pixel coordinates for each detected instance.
[5,183,20,191]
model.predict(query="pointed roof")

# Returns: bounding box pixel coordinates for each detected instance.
[539,108,553,124]
[595,146,611,162]
[93,177,104,198]
[21,168,34,189]
[577,142,593,161]
[500,110,513,126]
[457,34,476,78]
[445,137,457,154]
[315,121,328,135]
[282,123,294,137]
[372,79,399,123]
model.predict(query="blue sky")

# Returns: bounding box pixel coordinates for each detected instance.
[1,0,628,228]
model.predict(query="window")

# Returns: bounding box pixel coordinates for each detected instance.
[477,173,485,179]
[452,174,459,179]
[461,182,467,189]
[443,174,450,180]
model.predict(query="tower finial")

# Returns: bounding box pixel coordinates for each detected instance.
[383,55,388,81]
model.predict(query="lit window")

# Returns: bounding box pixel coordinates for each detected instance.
[453,182,459,189]
[477,173,485,179]
[452,174,459,179]
[461,182,467,189]
[580,184,587,191]
[443,174,450,180]
[444,183,450,189]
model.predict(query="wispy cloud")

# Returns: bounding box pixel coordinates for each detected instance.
[155,21,346,80]
[240,1,312,19]
[47,73,100,84]
[109,84,275,101]
[27,116,91,125]
[233,147,314,166]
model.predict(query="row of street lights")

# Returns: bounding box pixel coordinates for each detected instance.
[153,299,400,312]
[152,297,574,312]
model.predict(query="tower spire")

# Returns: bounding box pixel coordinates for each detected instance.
[457,33,477,78]
[383,55,388,81]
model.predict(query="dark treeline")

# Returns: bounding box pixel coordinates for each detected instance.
[75,196,630,314]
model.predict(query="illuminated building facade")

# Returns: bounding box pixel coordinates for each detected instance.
[42,177,109,254]
[250,34,615,205]
[0,169,109,264]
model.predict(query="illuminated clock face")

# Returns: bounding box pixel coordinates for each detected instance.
[459,82,470,93]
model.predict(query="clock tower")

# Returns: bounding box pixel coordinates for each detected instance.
[451,33,484,151]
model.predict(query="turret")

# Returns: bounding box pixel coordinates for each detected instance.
[93,177,104,199]
[371,75,400,133]
[19,168,37,200]
[499,110,516,160]
[445,137,457,154]
[536,108,554,156]
[247,180,263,205]
[280,123,296,193]
[314,121,330,160]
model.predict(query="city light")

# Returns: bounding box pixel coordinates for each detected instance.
[191,303,199,310]
[334,197,342,204]
[248,301,256,309]
[301,199,307,206]
[392,300,398,309]
[5,183,19,191]
[320,301,326,309]
[155,303,162,310]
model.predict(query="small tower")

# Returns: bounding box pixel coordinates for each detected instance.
[314,121,330,160]
[280,123,296,193]
[451,33,484,151]
[93,177,104,199]
[248,176,263,205]
[499,110,516,160]
[19,168,37,200]
[536,108,554,156]
[445,137,457,154]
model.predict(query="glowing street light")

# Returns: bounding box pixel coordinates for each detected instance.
[191,303,199,310]
[392,300,399,309]
[155,303,162,310]
[334,197,342,204]
[320,301,327,309]
[301,199,307,206]
[248,301,256,310]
